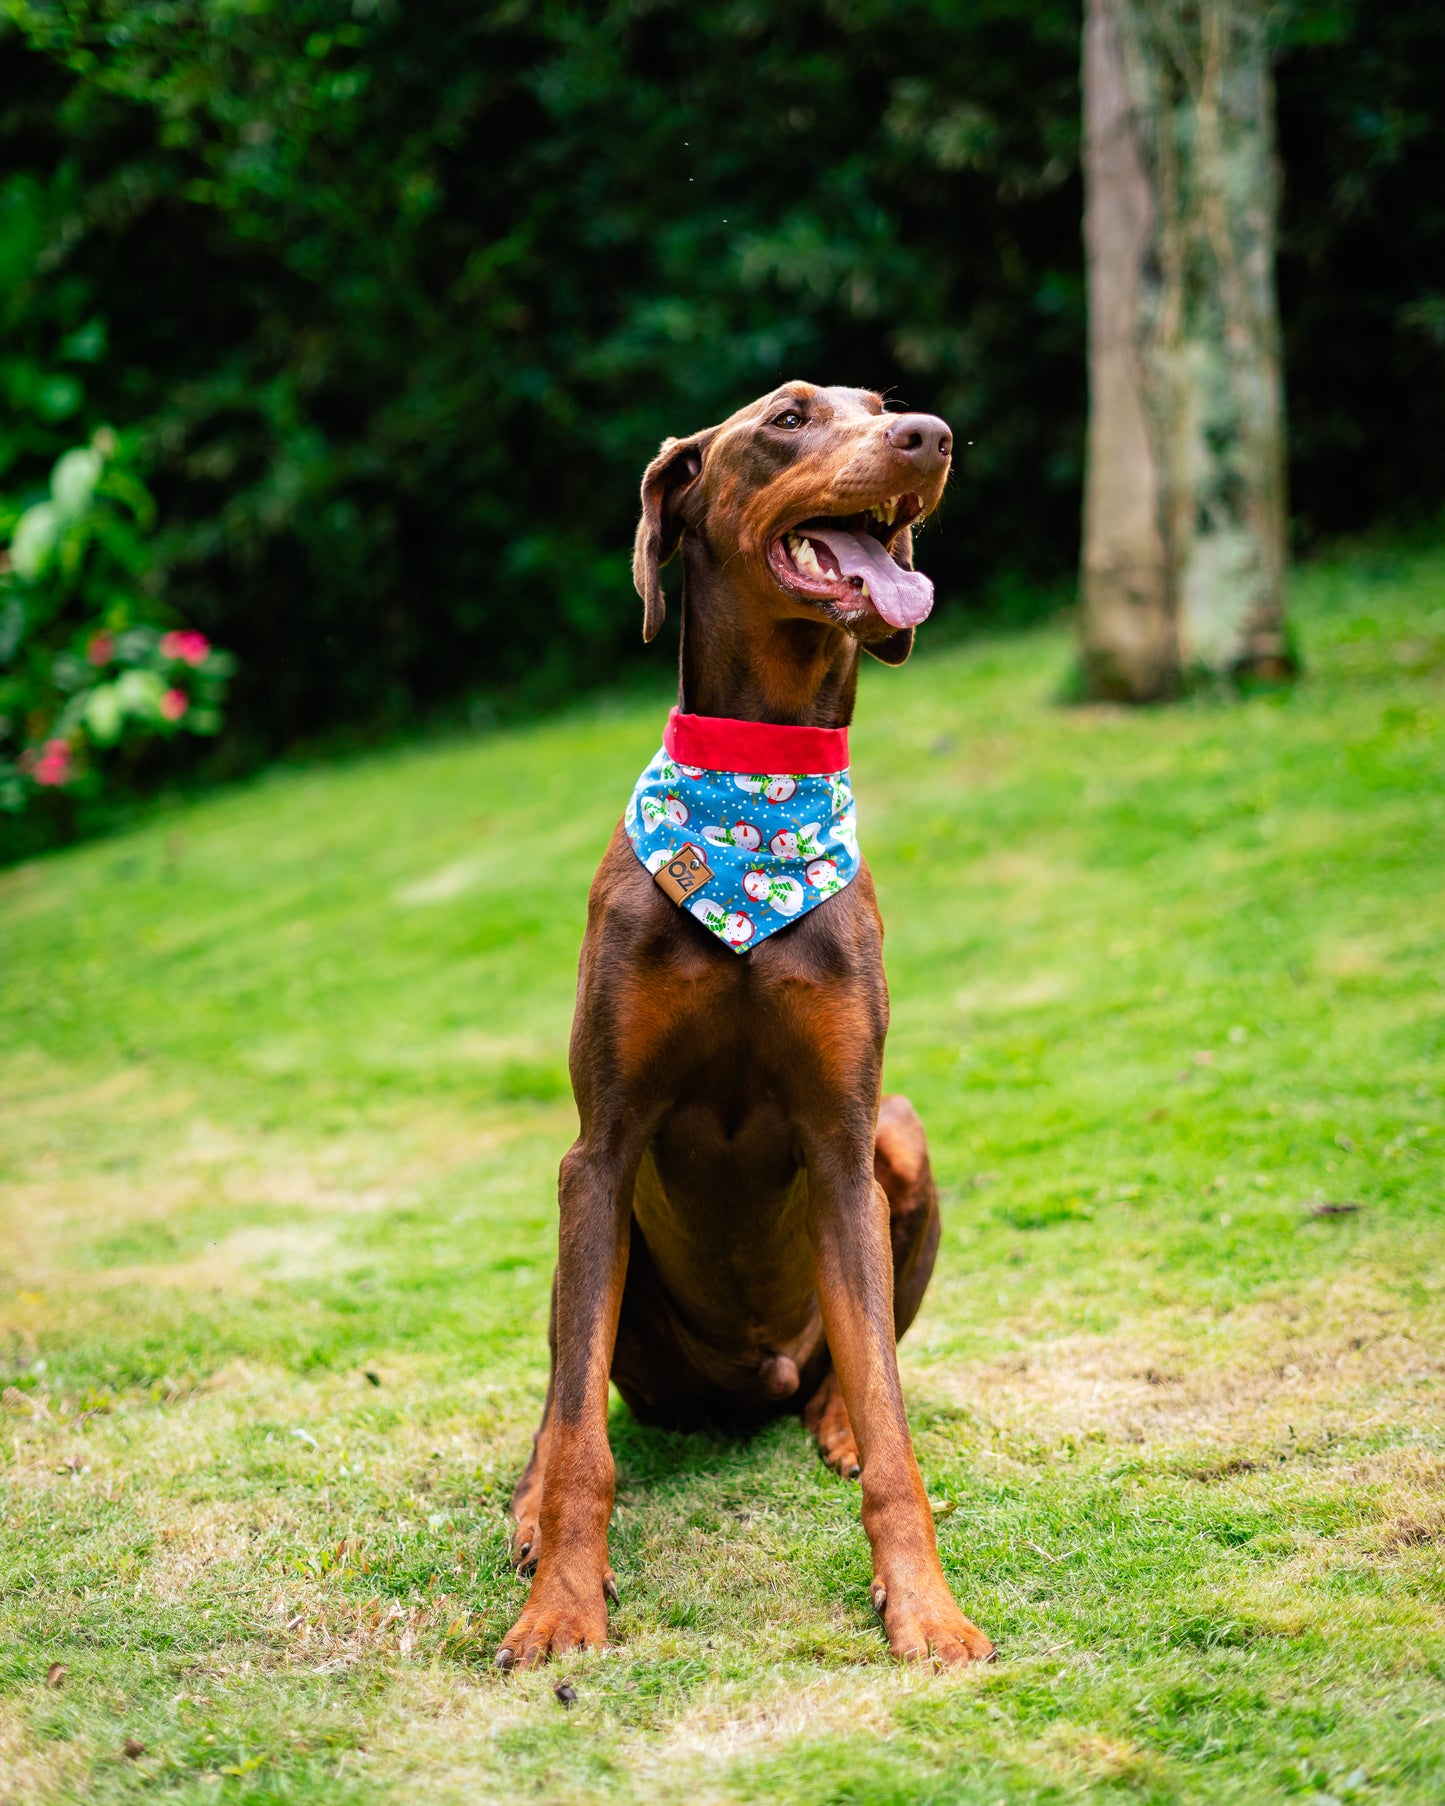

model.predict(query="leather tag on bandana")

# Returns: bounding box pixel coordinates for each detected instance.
[654,843,713,904]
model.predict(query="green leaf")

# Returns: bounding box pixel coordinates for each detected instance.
[60,318,107,363]
[10,502,59,580]
[115,668,164,717]
[34,373,83,422]
[50,447,103,519]
[83,684,123,745]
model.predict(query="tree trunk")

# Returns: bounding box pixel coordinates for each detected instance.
[1079,0,1293,701]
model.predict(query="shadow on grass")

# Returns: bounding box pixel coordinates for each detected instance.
[600,1403,887,1642]
[608,1399,812,1490]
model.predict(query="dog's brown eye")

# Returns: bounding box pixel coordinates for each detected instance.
[771,409,805,430]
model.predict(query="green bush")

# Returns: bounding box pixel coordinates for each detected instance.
[0,428,233,843]
[0,0,1097,757]
[0,1,1440,785]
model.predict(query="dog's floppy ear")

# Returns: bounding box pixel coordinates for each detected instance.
[633,428,717,643]
[863,524,917,665]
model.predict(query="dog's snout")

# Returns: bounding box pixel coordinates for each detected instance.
[884,412,952,474]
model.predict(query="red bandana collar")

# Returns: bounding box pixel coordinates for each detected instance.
[663,707,849,776]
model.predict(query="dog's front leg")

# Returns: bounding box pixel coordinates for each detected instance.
[805,1138,994,1665]
[496,1137,632,1668]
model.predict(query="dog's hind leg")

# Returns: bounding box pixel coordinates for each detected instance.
[876,1093,943,1338]
[804,1094,940,1478]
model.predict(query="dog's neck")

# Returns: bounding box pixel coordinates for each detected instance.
[677,541,861,728]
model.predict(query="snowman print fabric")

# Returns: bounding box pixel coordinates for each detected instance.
[624,746,860,953]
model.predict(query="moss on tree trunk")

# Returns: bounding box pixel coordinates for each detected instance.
[1080,0,1293,701]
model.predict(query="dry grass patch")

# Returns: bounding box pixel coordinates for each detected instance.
[4,547,1445,1802]
[916,1266,1444,1463]
[0,1703,93,1806]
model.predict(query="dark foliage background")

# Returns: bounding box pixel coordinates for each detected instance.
[2,0,1441,764]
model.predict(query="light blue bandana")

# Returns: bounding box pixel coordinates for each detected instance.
[624,727,860,953]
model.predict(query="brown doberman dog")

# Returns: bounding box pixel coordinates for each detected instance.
[497,382,994,1669]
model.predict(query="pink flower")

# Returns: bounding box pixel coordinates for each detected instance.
[33,739,72,787]
[88,633,115,666]
[160,688,189,721]
[160,629,210,666]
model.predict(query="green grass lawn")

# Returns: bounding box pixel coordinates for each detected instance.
[2,541,1443,1805]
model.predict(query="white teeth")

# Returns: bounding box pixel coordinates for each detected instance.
[793,537,823,577]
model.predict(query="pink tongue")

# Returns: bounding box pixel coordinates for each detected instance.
[806,529,935,629]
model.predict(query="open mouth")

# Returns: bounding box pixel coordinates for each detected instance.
[767,494,934,630]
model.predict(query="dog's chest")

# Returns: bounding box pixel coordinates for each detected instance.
[633,1132,818,1342]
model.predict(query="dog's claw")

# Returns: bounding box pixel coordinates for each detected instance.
[495,1646,516,1671]
[845,1461,862,1480]
[509,1516,541,1574]
[882,1596,995,1665]
[871,1581,888,1615]
[603,1575,620,1606]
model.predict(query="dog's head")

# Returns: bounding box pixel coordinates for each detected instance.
[633,383,952,666]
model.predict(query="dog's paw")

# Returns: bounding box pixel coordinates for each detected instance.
[495,1578,612,1670]
[509,1509,541,1573]
[873,1580,994,1667]
[804,1373,861,1480]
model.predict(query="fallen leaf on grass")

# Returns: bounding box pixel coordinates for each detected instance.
[46,1663,66,1687]
[364,1370,382,1386]
[554,1682,578,1707]
[1308,1200,1363,1218]
[123,1738,146,1759]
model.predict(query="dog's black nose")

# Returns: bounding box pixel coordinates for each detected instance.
[885,413,952,474]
